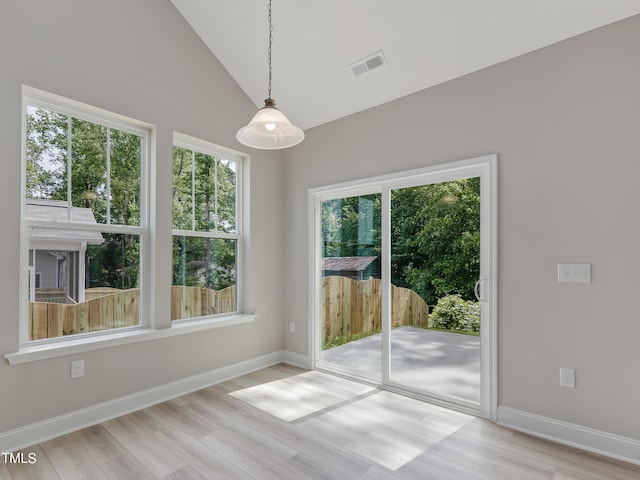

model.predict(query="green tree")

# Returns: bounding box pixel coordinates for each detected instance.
[26,107,67,199]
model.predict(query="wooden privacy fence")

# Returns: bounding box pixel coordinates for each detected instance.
[322,276,429,343]
[30,288,139,340]
[29,285,236,340]
[171,285,236,320]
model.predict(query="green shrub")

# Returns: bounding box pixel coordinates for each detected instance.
[430,294,480,334]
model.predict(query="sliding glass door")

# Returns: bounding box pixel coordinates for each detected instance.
[311,156,496,418]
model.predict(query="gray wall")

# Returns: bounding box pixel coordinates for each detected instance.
[283,16,640,440]
[0,0,284,433]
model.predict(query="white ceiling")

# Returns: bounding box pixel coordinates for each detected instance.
[171,1,640,131]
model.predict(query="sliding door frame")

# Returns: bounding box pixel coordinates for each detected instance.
[308,154,497,420]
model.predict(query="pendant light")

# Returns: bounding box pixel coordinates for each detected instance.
[236,0,304,150]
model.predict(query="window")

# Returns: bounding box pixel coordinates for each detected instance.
[171,133,241,321]
[13,87,252,362]
[22,90,149,342]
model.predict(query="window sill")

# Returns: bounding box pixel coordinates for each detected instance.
[4,313,257,365]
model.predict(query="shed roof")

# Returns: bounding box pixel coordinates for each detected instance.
[26,199,104,245]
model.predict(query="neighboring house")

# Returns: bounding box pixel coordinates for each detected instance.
[322,256,379,281]
[26,199,104,304]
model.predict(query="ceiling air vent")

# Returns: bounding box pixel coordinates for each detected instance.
[348,50,388,78]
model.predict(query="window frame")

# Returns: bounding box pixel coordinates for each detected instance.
[171,132,244,322]
[7,86,254,365]
[20,87,152,347]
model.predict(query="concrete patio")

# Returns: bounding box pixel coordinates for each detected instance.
[321,326,481,403]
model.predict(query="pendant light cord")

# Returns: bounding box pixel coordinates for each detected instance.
[236,0,304,149]
[267,0,273,100]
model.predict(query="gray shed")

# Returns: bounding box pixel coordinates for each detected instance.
[26,199,104,304]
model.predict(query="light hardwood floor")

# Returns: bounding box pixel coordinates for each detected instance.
[3,364,639,479]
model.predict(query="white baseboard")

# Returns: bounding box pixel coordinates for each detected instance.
[497,406,640,465]
[281,350,309,369]
[0,350,306,453]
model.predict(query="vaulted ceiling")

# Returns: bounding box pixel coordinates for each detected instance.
[171,1,640,130]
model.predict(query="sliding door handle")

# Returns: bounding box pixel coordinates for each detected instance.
[474,277,487,302]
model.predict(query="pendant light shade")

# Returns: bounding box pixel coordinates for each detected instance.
[236,0,304,150]
[236,98,304,150]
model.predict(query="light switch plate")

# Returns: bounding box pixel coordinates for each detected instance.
[558,264,591,283]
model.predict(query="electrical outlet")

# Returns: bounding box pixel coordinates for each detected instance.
[289,322,296,333]
[71,359,84,379]
[559,367,575,388]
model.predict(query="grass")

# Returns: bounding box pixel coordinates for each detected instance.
[323,329,381,349]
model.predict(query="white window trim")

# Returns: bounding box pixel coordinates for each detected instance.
[6,86,254,364]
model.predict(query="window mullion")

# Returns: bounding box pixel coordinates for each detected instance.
[381,187,391,383]
[67,116,72,221]
[106,127,111,224]
[25,220,143,235]
[214,157,219,233]
[191,149,196,231]
[172,229,237,240]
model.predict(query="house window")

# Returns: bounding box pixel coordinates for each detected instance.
[171,133,241,321]
[23,91,149,342]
